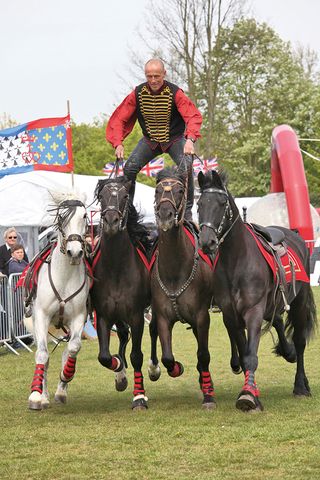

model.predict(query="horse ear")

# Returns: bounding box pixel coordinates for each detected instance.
[198,171,205,189]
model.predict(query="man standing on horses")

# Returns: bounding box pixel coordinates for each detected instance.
[106,58,202,221]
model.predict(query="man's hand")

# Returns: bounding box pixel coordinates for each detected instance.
[115,145,124,159]
[184,138,195,155]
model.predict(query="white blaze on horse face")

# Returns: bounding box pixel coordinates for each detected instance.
[65,206,87,262]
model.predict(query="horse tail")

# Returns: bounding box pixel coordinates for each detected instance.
[285,284,318,344]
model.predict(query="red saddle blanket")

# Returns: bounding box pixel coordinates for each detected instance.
[17,246,94,290]
[92,226,213,273]
[92,245,155,273]
[212,226,309,284]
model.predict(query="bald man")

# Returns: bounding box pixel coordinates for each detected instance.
[106,58,202,221]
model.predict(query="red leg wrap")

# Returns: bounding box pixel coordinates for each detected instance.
[63,356,77,381]
[111,356,121,371]
[31,363,45,394]
[243,370,260,397]
[133,371,145,396]
[200,371,215,396]
[169,362,182,378]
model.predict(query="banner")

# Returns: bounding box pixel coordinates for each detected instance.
[193,157,218,176]
[0,115,73,177]
[103,157,164,177]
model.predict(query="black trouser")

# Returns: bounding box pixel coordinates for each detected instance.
[123,136,194,216]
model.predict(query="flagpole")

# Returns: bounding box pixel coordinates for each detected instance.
[67,99,74,189]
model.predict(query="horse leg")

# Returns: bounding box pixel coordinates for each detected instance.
[236,308,264,412]
[54,315,85,404]
[158,315,184,377]
[289,286,315,397]
[29,311,50,411]
[148,310,161,381]
[195,311,216,409]
[272,314,296,363]
[96,314,126,389]
[130,315,148,410]
[222,314,242,374]
[114,321,130,392]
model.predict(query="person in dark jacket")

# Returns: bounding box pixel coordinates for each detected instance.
[0,228,28,276]
[8,243,29,275]
[106,58,202,221]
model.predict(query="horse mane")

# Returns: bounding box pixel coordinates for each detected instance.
[94,176,153,252]
[49,189,87,207]
[156,166,187,184]
[198,169,228,192]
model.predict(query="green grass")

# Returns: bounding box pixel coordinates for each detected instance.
[1,288,320,480]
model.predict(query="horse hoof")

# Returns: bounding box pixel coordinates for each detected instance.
[115,376,128,392]
[168,361,184,378]
[293,392,312,398]
[202,398,217,410]
[54,394,67,404]
[28,401,42,411]
[236,393,264,412]
[148,361,161,382]
[132,397,148,410]
[231,366,242,375]
[41,400,50,409]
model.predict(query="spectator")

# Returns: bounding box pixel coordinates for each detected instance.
[0,227,29,277]
[8,243,29,275]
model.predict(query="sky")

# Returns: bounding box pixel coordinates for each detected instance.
[1,0,320,126]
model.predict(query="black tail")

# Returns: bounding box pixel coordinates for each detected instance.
[285,285,318,343]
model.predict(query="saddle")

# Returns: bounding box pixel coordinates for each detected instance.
[248,223,294,310]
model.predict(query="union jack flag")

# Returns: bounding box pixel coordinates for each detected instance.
[103,157,164,177]
[141,157,164,176]
[192,157,218,176]
[103,162,124,175]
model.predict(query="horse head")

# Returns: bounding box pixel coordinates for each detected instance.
[198,170,236,254]
[50,191,88,265]
[95,176,131,236]
[155,167,187,231]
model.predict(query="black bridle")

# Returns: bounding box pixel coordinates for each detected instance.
[154,178,187,226]
[199,187,239,247]
[100,182,130,231]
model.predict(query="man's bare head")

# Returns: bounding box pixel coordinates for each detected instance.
[145,59,166,92]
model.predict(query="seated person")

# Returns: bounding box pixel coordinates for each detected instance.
[8,244,29,275]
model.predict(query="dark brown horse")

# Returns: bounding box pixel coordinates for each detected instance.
[91,176,152,410]
[149,167,216,408]
[197,169,317,412]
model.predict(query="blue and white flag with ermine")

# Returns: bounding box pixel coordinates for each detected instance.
[0,115,73,177]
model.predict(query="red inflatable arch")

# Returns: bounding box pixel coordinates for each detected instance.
[271,125,314,250]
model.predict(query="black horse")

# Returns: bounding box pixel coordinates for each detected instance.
[91,176,152,410]
[149,166,216,408]
[197,169,317,412]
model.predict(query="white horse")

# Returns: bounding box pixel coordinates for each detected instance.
[27,191,91,410]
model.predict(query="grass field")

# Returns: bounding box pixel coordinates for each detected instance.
[1,288,320,480]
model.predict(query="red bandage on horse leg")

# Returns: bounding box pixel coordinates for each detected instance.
[133,371,145,396]
[200,371,215,396]
[31,363,45,393]
[62,356,77,381]
[243,370,260,397]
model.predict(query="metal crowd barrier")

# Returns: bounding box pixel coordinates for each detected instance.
[0,273,33,356]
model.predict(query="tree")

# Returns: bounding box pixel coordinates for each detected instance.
[205,18,319,198]
[0,113,17,129]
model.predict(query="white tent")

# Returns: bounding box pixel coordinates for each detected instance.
[0,171,156,258]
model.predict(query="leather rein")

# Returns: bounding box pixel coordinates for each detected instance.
[199,187,240,247]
